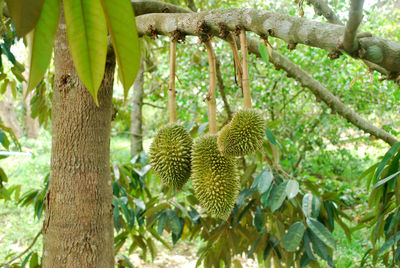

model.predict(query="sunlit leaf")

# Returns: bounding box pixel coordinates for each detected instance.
[27,0,60,93]
[5,0,44,36]
[63,0,108,105]
[269,181,287,212]
[282,221,305,251]
[251,168,273,194]
[307,217,336,249]
[286,180,299,199]
[100,0,140,98]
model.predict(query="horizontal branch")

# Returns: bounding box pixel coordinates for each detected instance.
[307,0,388,75]
[134,8,400,76]
[132,1,398,145]
[245,37,398,146]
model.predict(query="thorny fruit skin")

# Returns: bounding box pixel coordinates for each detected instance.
[218,109,265,157]
[149,123,193,190]
[192,134,240,220]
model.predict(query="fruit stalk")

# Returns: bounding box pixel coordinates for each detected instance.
[168,37,178,123]
[239,29,252,109]
[204,39,217,134]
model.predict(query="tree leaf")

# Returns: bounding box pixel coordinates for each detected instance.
[5,0,45,36]
[378,231,400,256]
[27,0,60,93]
[269,181,287,212]
[63,0,108,105]
[265,127,277,146]
[373,170,400,189]
[302,193,321,218]
[258,42,269,64]
[20,252,33,268]
[286,180,299,199]
[251,168,273,194]
[375,142,400,182]
[306,217,336,249]
[236,188,256,207]
[157,212,167,235]
[100,0,140,98]
[167,210,181,236]
[282,221,305,251]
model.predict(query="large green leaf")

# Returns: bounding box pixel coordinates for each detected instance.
[306,217,336,249]
[5,0,45,36]
[269,181,287,212]
[63,0,108,105]
[282,221,305,251]
[27,0,60,93]
[286,180,299,199]
[251,169,273,194]
[167,210,181,236]
[100,0,140,98]
[375,142,400,182]
[302,193,321,218]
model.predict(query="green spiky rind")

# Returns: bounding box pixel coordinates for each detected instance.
[218,109,265,157]
[192,134,240,220]
[149,123,193,190]
[217,123,231,153]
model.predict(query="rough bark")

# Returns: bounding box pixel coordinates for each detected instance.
[307,0,343,25]
[42,9,115,268]
[131,57,144,156]
[134,8,400,75]
[0,86,22,138]
[307,0,388,75]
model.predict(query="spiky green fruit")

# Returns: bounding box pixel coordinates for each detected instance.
[218,109,265,157]
[192,134,240,220]
[149,123,193,190]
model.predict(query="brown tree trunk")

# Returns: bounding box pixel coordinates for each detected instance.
[130,57,144,156]
[42,9,115,268]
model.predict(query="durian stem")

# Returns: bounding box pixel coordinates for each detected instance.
[204,39,217,134]
[168,38,178,123]
[227,32,243,89]
[239,29,252,109]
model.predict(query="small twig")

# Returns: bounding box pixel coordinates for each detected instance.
[279,88,305,113]
[307,0,343,25]
[343,0,365,54]
[204,39,217,134]
[239,29,252,109]
[142,102,166,109]
[168,37,178,123]
[0,228,43,266]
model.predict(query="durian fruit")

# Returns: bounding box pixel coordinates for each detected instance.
[149,123,193,190]
[218,108,265,157]
[192,134,240,220]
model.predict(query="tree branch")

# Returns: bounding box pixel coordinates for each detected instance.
[307,0,343,25]
[143,102,166,109]
[131,0,189,16]
[245,39,397,145]
[307,0,388,75]
[343,0,365,54]
[134,8,400,77]
[133,2,398,145]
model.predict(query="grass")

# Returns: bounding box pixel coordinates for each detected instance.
[0,131,391,266]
